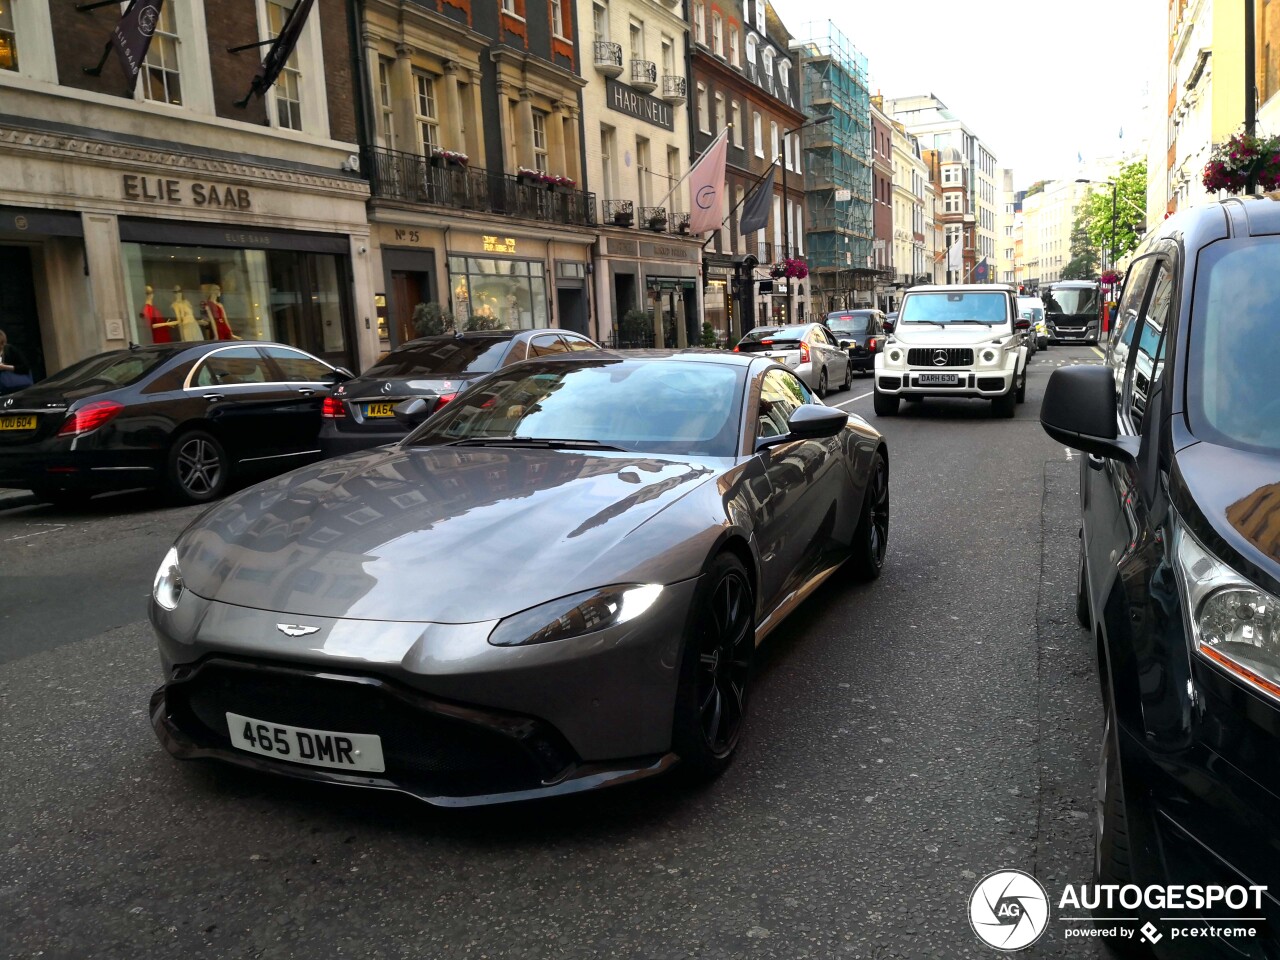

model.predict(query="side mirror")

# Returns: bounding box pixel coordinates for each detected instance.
[1014,318,1031,331]
[755,404,848,451]
[392,397,434,428]
[839,339,852,350]
[1040,366,1139,463]
[882,320,894,334]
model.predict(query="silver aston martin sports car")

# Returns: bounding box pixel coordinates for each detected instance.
[149,351,889,806]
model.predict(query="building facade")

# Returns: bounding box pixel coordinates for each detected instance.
[869,98,893,309]
[924,147,974,283]
[1018,178,1090,289]
[889,117,928,307]
[996,168,1016,285]
[0,0,374,376]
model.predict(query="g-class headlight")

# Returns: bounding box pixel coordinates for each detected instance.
[488,584,663,647]
[152,546,184,612]
[979,349,999,365]
[885,348,904,366]
[1174,522,1280,699]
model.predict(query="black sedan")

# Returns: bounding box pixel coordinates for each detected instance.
[1042,195,1280,952]
[319,329,599,457]
[0,342,350,505]
[825,309,887,374]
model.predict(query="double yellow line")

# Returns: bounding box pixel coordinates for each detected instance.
[1090,346,1105,360]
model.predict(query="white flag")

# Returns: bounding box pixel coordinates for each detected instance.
[686,130,730,234]
[946,240,962,272]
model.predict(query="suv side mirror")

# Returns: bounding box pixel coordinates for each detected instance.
[1014,318,1031,331]
[882,320,894,334]
[1040,366,1140,463]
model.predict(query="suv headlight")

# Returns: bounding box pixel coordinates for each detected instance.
[152,546,184,611]
[488,584,663,647]
[884,347,904,366]
[978,348,1000,365]
[1173,521,1280,699]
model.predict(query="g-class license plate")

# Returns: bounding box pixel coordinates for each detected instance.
[917,373,958,386]
[226,712,386,772]
[364,402,396,418]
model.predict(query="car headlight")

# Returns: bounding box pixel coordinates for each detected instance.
[885,348,903,366]
[1173,522,1280,700]
[979,348,999,365]
[152,546,184,612]
[488,584,663,647]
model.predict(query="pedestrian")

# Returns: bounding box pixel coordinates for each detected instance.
[0,329,34,395]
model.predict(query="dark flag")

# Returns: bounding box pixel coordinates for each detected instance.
[236,0,316,108]
[738,163,777,237]
[110,0,165,92]
[973,257,989,282]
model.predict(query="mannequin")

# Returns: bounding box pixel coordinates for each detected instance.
[202,284,236,340]
[171,287,202,341]
[141,284,178,343]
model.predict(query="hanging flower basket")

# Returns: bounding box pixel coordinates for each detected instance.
[1099,269,1122,286]
[431,148,469,167]
[769,257,809,280]
[1202,133,1280,193]
[516,167,576,189]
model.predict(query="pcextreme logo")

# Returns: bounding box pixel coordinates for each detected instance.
[969,873,1270,951]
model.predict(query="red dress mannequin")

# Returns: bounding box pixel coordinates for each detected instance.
[202,285,236,340]
[141,285,176,344]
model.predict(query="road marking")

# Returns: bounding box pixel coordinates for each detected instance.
[1064,447,1074,461]
[1091,346,1105,359]
[3,523,65,543]
[834,391,873,408]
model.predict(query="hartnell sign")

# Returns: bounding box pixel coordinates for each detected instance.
[605,79,674,131]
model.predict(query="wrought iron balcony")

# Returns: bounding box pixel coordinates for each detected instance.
[630,59,657,92]
[604,199,634,227]
[366,147,596,228]
[594,40,623,77]
[670,212,691,235]
[661,75,687,104]
[640,206,667,230]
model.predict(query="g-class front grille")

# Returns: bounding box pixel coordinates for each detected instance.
[907,348,974,367]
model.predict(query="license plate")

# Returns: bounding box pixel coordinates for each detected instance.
[917,373,958,386]
[226,712,385,772]
[0,415,36,431]
[364,402,396,418]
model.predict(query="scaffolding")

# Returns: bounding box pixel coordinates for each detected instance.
[792,22,873,309]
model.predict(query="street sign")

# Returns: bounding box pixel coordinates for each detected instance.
[834,188,852,202]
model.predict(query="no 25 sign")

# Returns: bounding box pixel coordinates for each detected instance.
[394,229,423,243]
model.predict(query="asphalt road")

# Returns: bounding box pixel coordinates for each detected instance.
[0,344,1115,959]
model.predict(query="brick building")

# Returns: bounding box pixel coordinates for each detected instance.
[0,0,374,374]
[869,98,893,309]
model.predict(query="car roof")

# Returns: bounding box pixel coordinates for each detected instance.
[904,284,1016,293]
[395,329,592,350]
[827,309,877,316]
[526,348,759,367]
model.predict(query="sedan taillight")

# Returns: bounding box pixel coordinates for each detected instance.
[800,342,811,364]
[321,396,346,418]
[57,400,124,437]
[435,392,457,409]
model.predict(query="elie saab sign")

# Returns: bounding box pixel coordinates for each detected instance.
[605,79,674,131]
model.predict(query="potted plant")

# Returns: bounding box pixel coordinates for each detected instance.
[1099,269,1122,287]
[412,302,455,336]
[769,257,810,280]
[611,201,634,227]
[431,148,469,167]
[647,210,668,231]
[1202,132,1280,194]
[516,166,544,185]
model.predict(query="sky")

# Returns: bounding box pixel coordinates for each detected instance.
[774,0,1165,189]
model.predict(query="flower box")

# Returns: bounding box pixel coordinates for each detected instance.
[1203,133,1280,194]
[769,257,809,280]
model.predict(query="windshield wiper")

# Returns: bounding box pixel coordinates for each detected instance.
[947,320,996,325]
[903,320,946,327]
[438,436,626,451]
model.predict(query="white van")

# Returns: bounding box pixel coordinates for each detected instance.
[1017,296,1049,350]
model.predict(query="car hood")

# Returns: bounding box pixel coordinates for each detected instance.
[1175,440,1280,592]
[177,445,723,622]
[888,325,1009,347]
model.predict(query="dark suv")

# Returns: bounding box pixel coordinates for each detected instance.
[1041,196,1280,955]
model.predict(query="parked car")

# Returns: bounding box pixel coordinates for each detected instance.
[733,322,852,397]
[319,329,600,457]
[148,351,889,806]
[1041,196,1280,951]
[824,309,886,375]
[1042,280,1102,344]
[0,342,350,505]
[872,284,1030,418]
[1017,296,1050,350]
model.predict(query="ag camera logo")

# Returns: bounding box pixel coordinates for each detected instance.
[969,870,1050,951]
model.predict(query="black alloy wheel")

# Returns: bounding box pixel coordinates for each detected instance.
[817,367,828,399]
[167,430,229,504]
[849,451,889,580]
[673,553,754,780]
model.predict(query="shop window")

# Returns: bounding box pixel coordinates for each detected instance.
[140,2,182,105]
[415,72,439,155]
[0,2,18,71]
[449,256,549,330]
[266,0,303,130]
[532,110,549,171]
[121,243,350,365]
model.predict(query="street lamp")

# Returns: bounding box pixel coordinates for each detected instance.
[779,114,831,323]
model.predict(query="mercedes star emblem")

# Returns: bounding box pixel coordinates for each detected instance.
[277,624,320,637]
[933,349,949,366]
[382,382,393,394]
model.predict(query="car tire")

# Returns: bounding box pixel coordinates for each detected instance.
[1015,367,1027,404]
[817,367,828,399]
[872,389,899,417]
[1076,544,1091,628]
[841,362,853,392]
[166,429,229,505]
[672,552,755,781]
[992,387,1017,418]
[848,451,888,581]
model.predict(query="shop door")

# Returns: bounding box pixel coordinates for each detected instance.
[391,271,426,346]
[556,287,588,336]
[0,247,46,381]
[266,252,355,371]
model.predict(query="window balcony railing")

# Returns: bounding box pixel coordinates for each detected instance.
[366,147,597,228]
[669,212,691,235]
[630,59,658,92]
[661,75,687,104]
[604,199,634,227]
[594,40,623,77]
[640,205,667,231]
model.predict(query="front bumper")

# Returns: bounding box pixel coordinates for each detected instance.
[1051,324,1098,342]
[874,368,1014,398]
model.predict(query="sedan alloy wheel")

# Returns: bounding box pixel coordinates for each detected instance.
[168,431,228,504]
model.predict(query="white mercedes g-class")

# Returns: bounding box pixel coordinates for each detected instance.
[872,284,1030,418]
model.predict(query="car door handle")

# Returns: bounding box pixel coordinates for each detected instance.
[295,388,316,396]
[1087,454,1106,471]
[203,393,224,402]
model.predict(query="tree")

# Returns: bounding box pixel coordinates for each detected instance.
[1081,160,1147,266]
[1061,209,1098,280]
[1025,180,1048,198]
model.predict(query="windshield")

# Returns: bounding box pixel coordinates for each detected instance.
[40,351,168,389]
[364,337,509,378]
[1189,237,1280,453]
[739,327,802,343]
[1043,287,1099,316]
[899,292,1008,325]
[412,359,746,456]
[826,314,873,335]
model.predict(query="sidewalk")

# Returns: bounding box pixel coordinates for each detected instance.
[0,487,36,507]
